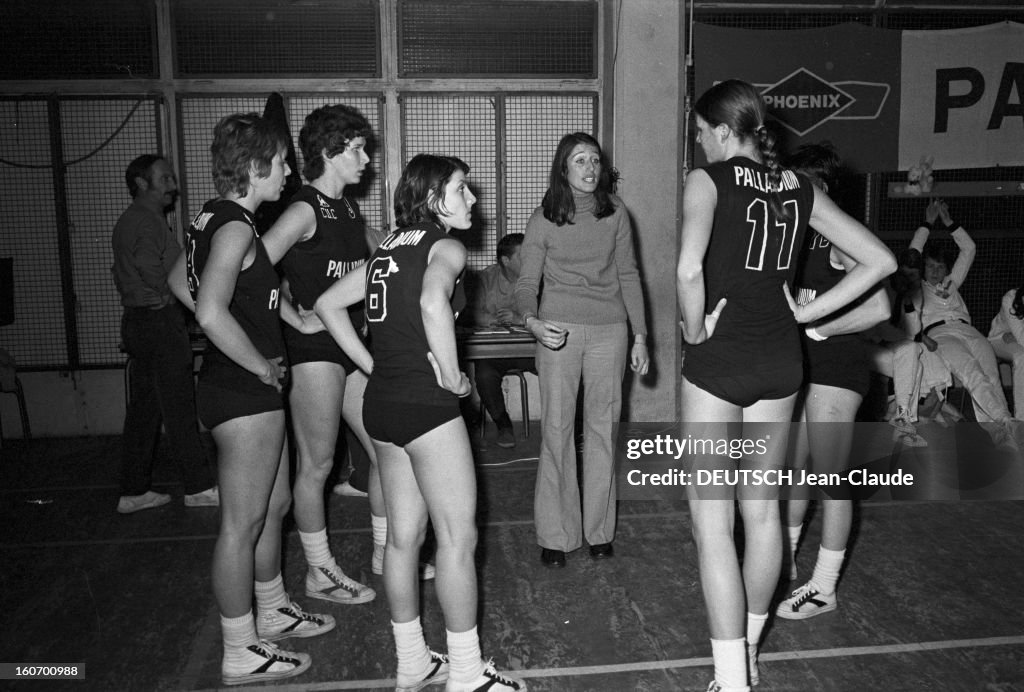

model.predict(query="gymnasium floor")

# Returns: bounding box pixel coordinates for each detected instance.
[2,422,1023,692]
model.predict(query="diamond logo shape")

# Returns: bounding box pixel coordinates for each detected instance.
[761,68,855,136]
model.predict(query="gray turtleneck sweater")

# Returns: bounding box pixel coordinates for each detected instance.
[515,192,647,336]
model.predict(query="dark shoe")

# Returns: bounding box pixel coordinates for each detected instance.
[540,548,566,568]
[496,426,516,449]
[589,542,614,559]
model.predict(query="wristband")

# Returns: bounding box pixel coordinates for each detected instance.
[634,334,647,345]
[903,303,915,313]
[920,221,933,231]
[805,325,828,341]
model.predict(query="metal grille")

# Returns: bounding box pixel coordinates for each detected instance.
[173,0,379,76]
[286,95,387,236]
[883,10,1024,30]
[505,95,596,238]
[178,96,268,222]
[0,100,67,368]
[401,94,498,270]
[399,0,596,77]
[0,0,155,79]
[61,98,162,366]
[695,12,873,30]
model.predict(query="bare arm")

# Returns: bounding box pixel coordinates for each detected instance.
[196,221,285,390]
[676,169,717,344]
[260,202,316,265]
[808,247,892,337]
[422,238,470,395]
[314,264,373,374]
[794,186,896,324]
[168,251,194,312]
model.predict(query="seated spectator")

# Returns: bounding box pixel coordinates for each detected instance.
[470,232,535,448]
[865,247,950,445]
[988,285,1024,417]
[911,199,1016,444]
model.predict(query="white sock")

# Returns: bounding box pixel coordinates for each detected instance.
[221,612,259,667]
[392,618,432,680]
[299,529,333,568]
[372,513,387,549]
[446,626,485,683]
[710,637,748,689]
[787,524,802,555]
[746,612,768,650]
[254,574,289,614]
[810,546,845,595]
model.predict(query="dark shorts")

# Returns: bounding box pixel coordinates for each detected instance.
[362,396,462,447]
[197,378,284,429]
[687,360,804,408]
[803,336,871,398]
[284,328,358,373]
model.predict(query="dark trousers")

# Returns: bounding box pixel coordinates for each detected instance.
[120,304,213,496]
[475,357,535,426]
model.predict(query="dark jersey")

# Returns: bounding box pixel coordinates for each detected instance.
[186,199,286,391]
[364,222,464,405]
[279,185,368,325]
[795,227,858,348]
[684,156,815,377]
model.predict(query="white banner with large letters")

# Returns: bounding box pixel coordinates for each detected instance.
[899,22,1024,170]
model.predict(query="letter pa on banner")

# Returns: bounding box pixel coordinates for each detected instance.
[899,22,1024,171]
[694,23,901,173]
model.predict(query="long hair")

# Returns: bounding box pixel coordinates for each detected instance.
[541,132,618,226]
[694,79,788,219]
[211,112,288,198]
[393,154,470,228]
[298,104,373,182]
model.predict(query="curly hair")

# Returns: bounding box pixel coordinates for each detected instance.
[210,112,288,198]
[298,104,373,182]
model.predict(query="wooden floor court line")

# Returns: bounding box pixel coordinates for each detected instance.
[183,634,1024,691]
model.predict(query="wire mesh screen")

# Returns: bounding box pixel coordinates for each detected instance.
[398,0,596,77]
[0,100,67,368]
[505,95,596,237]
[695,12,873,31]
[401,94,498,271]
[286,95,387,237]
[173,0,379,76]
[0,0,156,79]
[61,98,162,366]
[883,10,1024,31]
[178,96,268,223]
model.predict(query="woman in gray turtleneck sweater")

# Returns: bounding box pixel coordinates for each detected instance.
[515,132,649,568]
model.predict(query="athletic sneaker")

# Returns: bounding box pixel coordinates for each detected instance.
[306,564,376,605]
[372,544,436,580]
[775,582,837,620]
[221,640,311,686]
[445,660,526,692]
[893,428,928,447]
[257,600,336,641]
[705,682,751,692]
[333,481,368,498]
[395,650,449,692]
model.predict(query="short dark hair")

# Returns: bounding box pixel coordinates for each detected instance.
[393,154,470,228]
[785,142,842,194]
[496,233,524,263]
[210,112,288,198]
[298,104,373,181]
[125,154,164,197]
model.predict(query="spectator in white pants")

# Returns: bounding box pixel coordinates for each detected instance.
[988,286,1024,417]
[911,200,1016,443]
